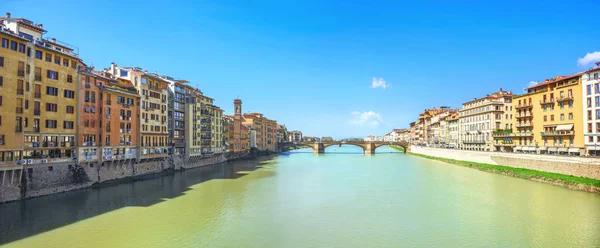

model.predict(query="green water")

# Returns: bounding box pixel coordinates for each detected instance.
[1,145,600,247]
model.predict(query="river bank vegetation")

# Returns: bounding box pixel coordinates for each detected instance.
[391,146,600,192]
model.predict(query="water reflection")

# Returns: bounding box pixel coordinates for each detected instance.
[0,156,275,245]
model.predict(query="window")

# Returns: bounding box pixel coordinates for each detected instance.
[543,115,547,122]
[589,123,593,133]
[560,114,564,121]
[47,70,59,80]
[120,70,128,77]
[63,59,69,67]
[45,120,57,128]
[26,47,31,57]
[560,102,564,109]
[67,75,73,83]
[596,97,600,107]
[10,41,17,51]
[569,113,573,120]
[588,85,592,95]
[594,73,599,80]
[46,103,58,112]
[543,105,547,111]
[18,43,25,53]
[589,110,593,121]
[35,50,42,59]
[0,56,3,67]
[64,90,75,99]
[71,60,76,69]
[54,55,61,65]
[45,53,52,62]
[66,106,74,114]
[63,121,74,129]
[0,76,3,87]
[597,109,600,120]
[596,83,600,94]
[46,86,58,96]
[569,101,573,108]
[550,115,554,121]
[1,38,7,48]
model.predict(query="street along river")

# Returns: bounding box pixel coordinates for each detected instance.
[0,145,599,247]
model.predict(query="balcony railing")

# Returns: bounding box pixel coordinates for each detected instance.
[16,89,23,95]
[85,82,91,88]
[106,100,112,105]
[516,113,532,118]
[43,141,58,147]
[516,122,533,128]
[34,109,40,116]
[34,92,41,98]
[556,96,574,102]
[16,107,23,114]
[513,132,533,137]
[33,127,39,133]
[539,98,554,105]
[516,103,534,109]
[35,75,42,81]
[81,141,96,146]
[540,131,574,136]
[17,70,25,77]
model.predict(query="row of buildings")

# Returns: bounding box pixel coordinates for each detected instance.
[0,13,288,174]
[402,64,600,156]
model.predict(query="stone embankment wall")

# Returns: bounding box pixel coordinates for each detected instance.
[411,146,600,180]
[0,153,241,204]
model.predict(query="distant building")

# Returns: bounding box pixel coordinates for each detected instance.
[321,136,333,142]
[288,130,302,142]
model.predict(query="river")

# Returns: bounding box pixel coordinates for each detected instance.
[0,145,599,247]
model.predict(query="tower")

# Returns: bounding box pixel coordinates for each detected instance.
[234,99,242,118]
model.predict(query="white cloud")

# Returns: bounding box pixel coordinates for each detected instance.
[577,51,600,67]
[349,111,383,127]
[528,81,538,87]
[371,77,389,89]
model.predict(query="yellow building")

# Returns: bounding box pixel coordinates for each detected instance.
[1,13,80,171]
[510,73,583,155]
[243,113,278,152]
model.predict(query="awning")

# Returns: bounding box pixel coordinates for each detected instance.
[515,146,522,151]
[558,147,568,152]
[556,124,574,131]
[568,148,580,153]
[537,146,548,151]
[548,147,558,152]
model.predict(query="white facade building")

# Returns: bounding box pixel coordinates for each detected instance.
[583,63,600,155]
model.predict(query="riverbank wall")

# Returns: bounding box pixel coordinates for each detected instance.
[411,146,600,180]
[0,152,252,204]
[410,146,600,192]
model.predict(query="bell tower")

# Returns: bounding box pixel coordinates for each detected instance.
[234,99,242,118]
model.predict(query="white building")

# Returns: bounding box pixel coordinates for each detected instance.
[583,62,600,155]
[459,89,513,151]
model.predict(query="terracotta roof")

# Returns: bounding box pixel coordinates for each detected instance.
[527,72,583,90]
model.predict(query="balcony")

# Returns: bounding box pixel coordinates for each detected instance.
[539,98,554,105]
[556,96,574,102]
[43,141,58,147]
[515,102,534,109]
[516,122,533,128]
[34,92,41,98]
[33,127,39,133]
[515,112,532,119]
[540,131,574,136]
[60,141,75,147]
[16,107,23,114]
[513,132,533,137]
[17,70,25,77]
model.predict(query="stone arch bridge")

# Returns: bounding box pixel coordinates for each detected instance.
[294,141,410,154]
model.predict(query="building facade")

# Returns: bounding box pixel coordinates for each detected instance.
[1,13,80,171]
[459,89,513,151]
[288,130,302,142]
[583,63,600,155]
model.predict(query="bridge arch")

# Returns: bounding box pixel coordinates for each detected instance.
[290,141,409,154]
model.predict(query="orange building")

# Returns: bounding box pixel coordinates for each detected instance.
[242,110,278,152]
[77,68,140,165]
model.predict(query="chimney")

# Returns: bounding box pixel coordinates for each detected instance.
[6,12,10,19]
[51,38,56,43]
[500,87,503,92]
[37,24,43,29]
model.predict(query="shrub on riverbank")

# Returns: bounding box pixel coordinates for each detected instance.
[406,152,600,188]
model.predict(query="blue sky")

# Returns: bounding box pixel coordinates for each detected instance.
[7,0,600,139]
